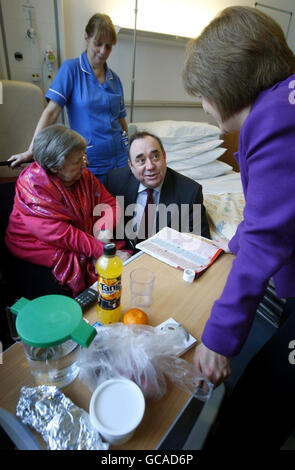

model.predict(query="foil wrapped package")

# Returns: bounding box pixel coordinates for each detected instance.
[16,385,109,450]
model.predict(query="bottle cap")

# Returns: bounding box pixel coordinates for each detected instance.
[103,242,116,256]
[183,269,195,283]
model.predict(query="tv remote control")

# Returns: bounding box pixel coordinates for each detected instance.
[75,286,98,310]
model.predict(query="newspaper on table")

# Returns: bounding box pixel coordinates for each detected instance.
[136,226,223,275]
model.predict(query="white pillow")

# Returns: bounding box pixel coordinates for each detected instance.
[165,139,223,160]
[164,135,222,151]
[179,161,233,179]
[166,146,226,166]
[131,120,221,142]
[201,173,243,195]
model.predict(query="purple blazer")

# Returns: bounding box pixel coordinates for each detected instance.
[202,74,295,357]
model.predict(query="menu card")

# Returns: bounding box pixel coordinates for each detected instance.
[136,227,223,275]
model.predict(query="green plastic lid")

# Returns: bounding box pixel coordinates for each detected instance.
[10,295,97,348]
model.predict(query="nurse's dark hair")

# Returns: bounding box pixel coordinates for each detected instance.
[128,132,165,161]
[85,13,117,45]
[183,6,295,121]
[33,124,86,172]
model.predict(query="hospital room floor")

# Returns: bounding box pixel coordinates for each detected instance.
[222,313,295,450]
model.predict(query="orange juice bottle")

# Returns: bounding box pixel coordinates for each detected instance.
[96,243,123,324]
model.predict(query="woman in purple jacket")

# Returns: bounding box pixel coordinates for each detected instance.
[183,6,295,448]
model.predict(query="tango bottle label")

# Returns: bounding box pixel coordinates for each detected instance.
[97,275,121,310]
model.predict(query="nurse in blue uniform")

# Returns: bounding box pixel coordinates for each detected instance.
[9,14,129,183]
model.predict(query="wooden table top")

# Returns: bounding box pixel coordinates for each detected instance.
[0,251,234,450]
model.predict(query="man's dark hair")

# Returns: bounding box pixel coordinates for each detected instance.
[129,131,165,159]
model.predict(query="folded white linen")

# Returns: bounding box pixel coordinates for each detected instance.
[167,146,226,167]
[163,135,223,151]
[130,120,221,142]
[165,139,224,161]
[179,161,233,179]
[201,172,243,194]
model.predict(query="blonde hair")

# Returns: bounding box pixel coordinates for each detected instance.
[183,6,295,120]
[85,13,117,45]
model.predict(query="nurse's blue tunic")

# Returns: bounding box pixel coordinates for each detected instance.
[45,51,128,178]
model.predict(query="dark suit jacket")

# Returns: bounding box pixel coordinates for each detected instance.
[105,166,210,248]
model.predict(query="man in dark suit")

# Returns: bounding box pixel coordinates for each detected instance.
[105,131,210,250]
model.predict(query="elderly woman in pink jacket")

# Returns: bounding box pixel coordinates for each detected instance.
[5,124,126,298]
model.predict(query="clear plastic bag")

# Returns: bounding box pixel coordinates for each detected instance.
[78,323,213,402]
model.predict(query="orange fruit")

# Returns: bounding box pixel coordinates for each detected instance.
[123,308,149,325]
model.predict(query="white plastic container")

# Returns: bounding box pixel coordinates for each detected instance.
[89,378,145,445]
[183,268,195,283]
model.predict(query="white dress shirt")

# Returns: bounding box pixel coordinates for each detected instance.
[133,183,162,236]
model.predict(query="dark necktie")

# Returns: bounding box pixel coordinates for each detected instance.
[138,188,155,240]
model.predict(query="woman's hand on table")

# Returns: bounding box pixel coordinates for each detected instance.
[193,342,231,387]
[212,237,231,253]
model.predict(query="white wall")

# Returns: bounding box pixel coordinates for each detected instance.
[0,38,8,79]
[60,0,295,123]
[0,0,59,93]
[2,0,295,123]
[61,0,295,56]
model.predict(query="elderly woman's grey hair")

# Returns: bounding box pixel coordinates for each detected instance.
[33,124,87,172]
